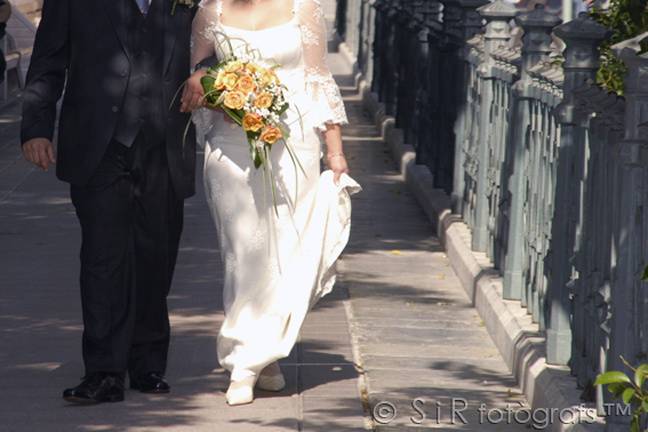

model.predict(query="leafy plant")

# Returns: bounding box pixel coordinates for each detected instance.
[595,356,648,431]
[589,0,648,95]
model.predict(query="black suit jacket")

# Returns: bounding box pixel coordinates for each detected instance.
[21,0,197,199]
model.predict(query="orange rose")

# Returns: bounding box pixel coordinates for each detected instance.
[244,62,260,75]
[260,125,282,144]
[242,113,264,132]
[224,60,243,73]
[213,70,226,90]
[219,72,239,91]
[236,75,257,94]
[254,92,274,109]
[223,91,246,110]
[260,69,278,87]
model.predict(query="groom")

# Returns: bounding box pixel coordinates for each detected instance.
[21,0,205,404]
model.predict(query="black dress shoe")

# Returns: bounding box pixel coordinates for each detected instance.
[130,372,170,394]
[63,373,125,405]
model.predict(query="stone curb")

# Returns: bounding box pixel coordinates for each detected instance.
[356,79,604,432]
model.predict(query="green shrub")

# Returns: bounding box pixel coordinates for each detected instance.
[589,0,648,95]
[595,357,648,431]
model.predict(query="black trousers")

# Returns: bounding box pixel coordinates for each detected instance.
[70,130,184,378]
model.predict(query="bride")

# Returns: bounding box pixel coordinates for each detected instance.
[182,0,361,406]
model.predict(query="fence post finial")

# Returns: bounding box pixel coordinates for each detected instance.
[478,0,517,56]
[554,12,609,124]
[515,4,562,80]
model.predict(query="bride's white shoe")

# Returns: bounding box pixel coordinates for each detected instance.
[255,372,286,392]
[225,363,285,404]
[255,362,286,392]
[225,371,257,406]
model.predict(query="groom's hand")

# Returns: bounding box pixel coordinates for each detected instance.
[180,69,207,113]
[22,138,56,171]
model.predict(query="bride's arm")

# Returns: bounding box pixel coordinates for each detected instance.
[191,2,218,71]
[297,0,349,180]
[181,2,219,112]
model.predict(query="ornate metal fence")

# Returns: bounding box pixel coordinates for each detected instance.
[336,0,648,427]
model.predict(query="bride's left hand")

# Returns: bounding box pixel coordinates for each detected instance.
[327,153,349,184]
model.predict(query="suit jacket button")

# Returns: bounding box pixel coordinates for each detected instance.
[112,106,119,113]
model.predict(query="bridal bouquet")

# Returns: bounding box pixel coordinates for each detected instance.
[200,59,298,170]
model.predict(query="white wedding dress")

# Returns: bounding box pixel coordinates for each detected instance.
[190,0,361,382]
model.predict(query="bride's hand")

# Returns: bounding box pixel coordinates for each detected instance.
[326,153,349,184]
[180,69,207,113]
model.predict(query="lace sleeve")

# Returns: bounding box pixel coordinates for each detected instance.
[191,0,220,148]
[191,0,219,71]
[296,0,348,132]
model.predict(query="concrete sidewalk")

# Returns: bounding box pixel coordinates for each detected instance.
[0,61,531,431]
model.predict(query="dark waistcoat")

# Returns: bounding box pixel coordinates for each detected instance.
[113,0,165,147]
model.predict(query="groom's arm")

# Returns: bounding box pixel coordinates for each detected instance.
[21,0,69,146]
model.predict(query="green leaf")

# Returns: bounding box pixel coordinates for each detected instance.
[609,382,631,397]
[200,75,220,107]
[635,364,648,387]
[642,264,648,281]
[250,142,263,169]
[631,418,639,432]
[588,0,648,95]
[642,399,648,411]
[623,387,637,404]
[247,137,257,168]
[200,75,216,92]
[595,371,633,386]
[276,103,290,116]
